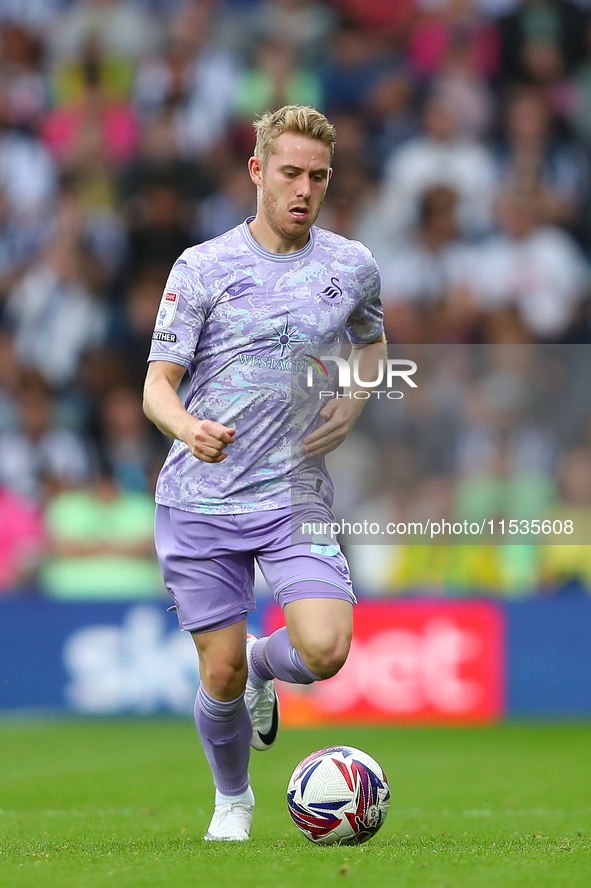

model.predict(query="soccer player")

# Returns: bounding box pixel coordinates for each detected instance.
[143,105,386,841]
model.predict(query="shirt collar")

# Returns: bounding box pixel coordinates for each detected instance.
[240,216,315,262]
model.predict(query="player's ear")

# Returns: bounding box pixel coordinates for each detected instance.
[249,156,263,186]
[328,168,333,182]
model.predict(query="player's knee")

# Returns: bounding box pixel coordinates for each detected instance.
[201,656,247,699]
[301,634,350,680]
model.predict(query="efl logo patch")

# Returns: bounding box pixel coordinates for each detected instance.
[156,289,179,329]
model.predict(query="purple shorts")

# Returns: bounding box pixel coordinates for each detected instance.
[154,504,355,633]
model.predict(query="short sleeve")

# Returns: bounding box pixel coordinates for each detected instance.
[345,252,384,344]
[148,250,209,368]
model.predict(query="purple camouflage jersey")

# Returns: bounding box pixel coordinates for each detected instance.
[148,217,383,514]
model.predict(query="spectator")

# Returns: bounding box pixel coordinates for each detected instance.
[117,106,215,218]
[386,539,541,598]
[6,235,107,387]
[426,36,496,140]
[69,345,139,431]
[134,30,203,120]
[364,73,418,176]
[470,188,590,340]
[540,446,591,590]
[41,462,164,600]
[375,185,479,342]
[316,160,378,241]
[244,0,336,66]
[0,373,96,501]
[49,174,126,287]
[493,88,590,231]
[172,2,242,156]
[51,34,134,108]
[232,39,322,122]
[0,329,19,431]
[0,186,45,306]
[42,40,140,169]
[0,86,56,222]
[196,157,255,241]
[121,174,193,285]
[0,25,48,129]
[320,21,393,115]
[49,0,161,63]
[115,267,169,374]
[497,0,587,85]
[0,482,45,594]
[408,0,499,84]
[378,93,497,239]
[96,385,167,492]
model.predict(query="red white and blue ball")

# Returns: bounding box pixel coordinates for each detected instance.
[287,746,390,845]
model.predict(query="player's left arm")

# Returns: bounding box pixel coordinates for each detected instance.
[303,333,387,458]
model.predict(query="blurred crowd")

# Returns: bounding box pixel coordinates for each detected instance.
[333,344,591,597]
[2,0,591,599]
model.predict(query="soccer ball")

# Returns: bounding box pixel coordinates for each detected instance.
[286,745,390,845]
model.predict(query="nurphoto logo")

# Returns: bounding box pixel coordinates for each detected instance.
[305,355,418,400]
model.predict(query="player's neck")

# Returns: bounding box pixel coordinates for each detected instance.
[248,215,311,254]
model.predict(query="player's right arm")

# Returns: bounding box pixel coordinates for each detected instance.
[143,360,235,463]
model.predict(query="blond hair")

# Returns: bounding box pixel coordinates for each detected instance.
[253,105,336,167]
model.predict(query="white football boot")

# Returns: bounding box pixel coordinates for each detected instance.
[204,786,255,841]
[245,634,280,751]
[203,801,254,842]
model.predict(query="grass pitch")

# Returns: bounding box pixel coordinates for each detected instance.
[1,720,590,888]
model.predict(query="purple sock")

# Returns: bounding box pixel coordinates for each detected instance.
[251,627,321,684]
[194,685,252,795]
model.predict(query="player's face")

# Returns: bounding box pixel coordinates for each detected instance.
[252,132,332,245]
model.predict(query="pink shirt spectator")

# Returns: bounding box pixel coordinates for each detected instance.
[42,101,140,166]
[409,16,499,80]
[0,485,46,592]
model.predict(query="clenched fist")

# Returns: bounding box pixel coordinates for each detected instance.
[183,418,235,463]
